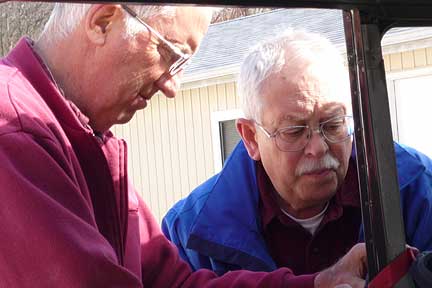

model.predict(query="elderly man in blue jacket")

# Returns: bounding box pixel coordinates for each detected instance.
[162,29,432,277]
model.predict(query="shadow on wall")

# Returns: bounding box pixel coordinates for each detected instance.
[0,2,53,57]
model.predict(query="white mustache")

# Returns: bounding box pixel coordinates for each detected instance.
[295,154,340,176]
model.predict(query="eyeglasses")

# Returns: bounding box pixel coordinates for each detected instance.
[121,5,191,76]
[255,115,354,152]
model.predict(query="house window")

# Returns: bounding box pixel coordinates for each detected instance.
[387,67,432,158]
[219,119,241,163]
[211,110,243,173]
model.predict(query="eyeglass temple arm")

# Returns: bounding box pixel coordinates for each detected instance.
[121,4,138,17]
[121,4,186,57]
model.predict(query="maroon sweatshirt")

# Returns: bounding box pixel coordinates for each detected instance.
[0,37,316,288]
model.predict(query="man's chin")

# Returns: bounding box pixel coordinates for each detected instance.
[116,113,136,126]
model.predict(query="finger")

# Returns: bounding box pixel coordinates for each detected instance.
[406,244,419,254]
[350,278,365,288]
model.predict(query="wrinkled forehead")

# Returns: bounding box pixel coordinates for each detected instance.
[164,6,212,52]
[284,61,351,110]
[258,64,351,124]
[265,64,351,104]
[174,6,214,21]
[289,89,349,110]
[277,90,348,120]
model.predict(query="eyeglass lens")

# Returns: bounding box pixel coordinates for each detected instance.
[275,116,353,152]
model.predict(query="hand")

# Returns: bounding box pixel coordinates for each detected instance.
[314,243,367,288]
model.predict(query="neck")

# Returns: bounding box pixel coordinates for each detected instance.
[34,37,71,98]
[273,190,328,219]
[34,35,93,125]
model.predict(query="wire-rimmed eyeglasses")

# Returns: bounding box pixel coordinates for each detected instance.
[121,5,191,76]
[255,115,354,152]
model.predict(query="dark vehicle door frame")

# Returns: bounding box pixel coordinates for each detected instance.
[14,1,432,286]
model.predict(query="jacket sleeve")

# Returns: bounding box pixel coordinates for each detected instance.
[0,131,316,288]
[162,206,202,267]
[0,131,142,287]
[358,144,432,251]
[162,206,245,275]
[140,197,317,288]
[400,165,432,251]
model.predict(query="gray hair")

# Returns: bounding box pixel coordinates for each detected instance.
[39,3,213,44]
[238,29,351,122]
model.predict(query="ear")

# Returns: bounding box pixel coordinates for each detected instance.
[236,118,261,161]
[85,5,122,45]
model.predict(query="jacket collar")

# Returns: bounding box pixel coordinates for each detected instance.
[4,37,126,264]
[187,141,277,271]
[352,141,425,188]
[4,37,88,132]
[186,141,427,271]
[394,142,428,189]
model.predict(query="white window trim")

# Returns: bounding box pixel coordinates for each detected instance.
[211,109,244,173]
[385,66,432,142]
[386,66,432,81]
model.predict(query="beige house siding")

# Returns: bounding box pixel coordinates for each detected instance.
[115,47,432,224]
[113,80,239,222]
[384,48,432,72]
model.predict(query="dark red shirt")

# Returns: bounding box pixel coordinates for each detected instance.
[258,158,362,275]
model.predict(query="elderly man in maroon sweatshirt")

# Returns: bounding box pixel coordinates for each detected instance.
[0,3,366,287]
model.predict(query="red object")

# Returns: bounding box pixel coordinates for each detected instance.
[368,248,418,288]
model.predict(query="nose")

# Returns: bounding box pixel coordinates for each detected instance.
[303,127,329,157]
[155,72,182,98]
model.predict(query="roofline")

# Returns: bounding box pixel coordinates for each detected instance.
[181,64,239,90]
[181,36,432,88]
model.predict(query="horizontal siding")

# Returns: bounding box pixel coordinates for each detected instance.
[113,81,239,223]
[385,48,432,72]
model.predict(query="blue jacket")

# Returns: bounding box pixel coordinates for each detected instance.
[162,141,432,275]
